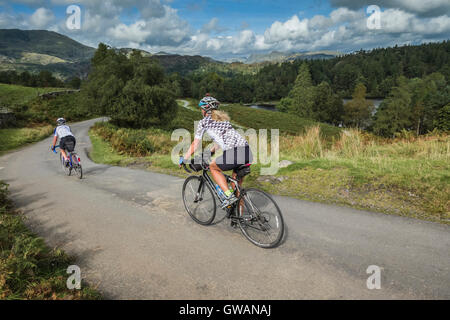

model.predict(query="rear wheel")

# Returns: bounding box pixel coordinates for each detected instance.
[236,188,284,248]
[182,176,216,225]
[71,154,82,179]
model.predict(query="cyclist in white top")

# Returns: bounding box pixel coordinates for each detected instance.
[180,95,253,208]
[51,118,76,166]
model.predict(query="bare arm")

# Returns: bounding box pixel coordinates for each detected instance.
[51,135,57,148]
[210,143,219,155]
[183,138,201,160]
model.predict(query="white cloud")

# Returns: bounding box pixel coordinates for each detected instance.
[29,7,55,29]
[264,15,309,44]
[1,0,450,59]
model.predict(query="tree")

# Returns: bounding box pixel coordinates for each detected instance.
[83,45,177,127]
[435,104,450,131]
[373,77,413,137]
[67,76,81,89]
[312,81,343,125]
[276,63,315,118]
[343,83,374,128]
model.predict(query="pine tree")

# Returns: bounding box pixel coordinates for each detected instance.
[373,77,413,137]
[343,83,374,128]
[276,63,315,118]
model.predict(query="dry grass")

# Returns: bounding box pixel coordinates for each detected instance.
[276,126,449,222]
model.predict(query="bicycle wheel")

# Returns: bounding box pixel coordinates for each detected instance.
[182,176,216,225]
[237,188,284,248]
[60,152,71,176]
[71,154,83,179]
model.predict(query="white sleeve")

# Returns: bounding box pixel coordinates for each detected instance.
[195,119,206,140]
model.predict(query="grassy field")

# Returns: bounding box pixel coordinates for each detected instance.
[0,126,53,155]
[0,83,65,106]
[89,102,450,224]
[0,181,101,299]
[0,83,97,155]
[182,99,340,137]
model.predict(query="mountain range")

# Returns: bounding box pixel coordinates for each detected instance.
[0,29,340,80]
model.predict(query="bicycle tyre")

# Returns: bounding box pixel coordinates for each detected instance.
[236,188,284,248]
[182,176,216,225]
[71,154,83,179]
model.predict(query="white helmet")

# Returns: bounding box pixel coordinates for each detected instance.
[198,96,220,112]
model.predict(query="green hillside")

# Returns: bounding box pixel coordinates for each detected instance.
[0,29,95,79]
[0,29,94,60]
[0,83,64,106]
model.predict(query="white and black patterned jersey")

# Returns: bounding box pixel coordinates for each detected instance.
[195,116,248,151]
[53,125,74,139]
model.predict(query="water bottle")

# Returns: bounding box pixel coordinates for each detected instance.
[215,184,226,202]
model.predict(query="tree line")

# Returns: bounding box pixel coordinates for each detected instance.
[180,40,450,103]
[0,70,81,89]
[275,62,449,135]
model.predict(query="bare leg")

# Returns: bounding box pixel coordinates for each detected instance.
[209,160,228,192]
[60,149,68,161]
[232,172,245,216]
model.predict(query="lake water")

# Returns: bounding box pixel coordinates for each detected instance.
[248,99,384,112]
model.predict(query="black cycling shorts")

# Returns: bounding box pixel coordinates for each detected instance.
[215,145,253,171]
[60,136,76,152]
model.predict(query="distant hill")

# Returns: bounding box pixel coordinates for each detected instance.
[0,29,225,78]
[0,29,95,79]
[0,29,338,79]
[244,50,341,64]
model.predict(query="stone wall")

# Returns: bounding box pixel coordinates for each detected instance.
[0,107,16,128]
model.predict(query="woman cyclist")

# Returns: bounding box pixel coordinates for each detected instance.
[179,95,253,208]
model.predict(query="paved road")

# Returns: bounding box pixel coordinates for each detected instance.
[1,118,449,299]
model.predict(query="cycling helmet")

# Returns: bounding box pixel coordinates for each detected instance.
[198,96,220,112]
[57,118,66,125]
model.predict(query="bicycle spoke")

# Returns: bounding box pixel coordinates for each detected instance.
[238,189,284,248]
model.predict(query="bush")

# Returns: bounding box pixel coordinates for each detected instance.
[91,122,173,156]
[0,182,100,299]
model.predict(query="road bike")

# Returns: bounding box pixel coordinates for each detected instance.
[52,145,83,179]
[181,154,284,248]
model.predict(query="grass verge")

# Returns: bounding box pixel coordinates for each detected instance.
[0,126,53,155]
[0,181,101,299]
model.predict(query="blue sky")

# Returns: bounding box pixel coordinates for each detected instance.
[0,0,449,60]
[171,0,332,33]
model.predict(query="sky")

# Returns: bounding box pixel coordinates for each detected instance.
[0,0,449,61]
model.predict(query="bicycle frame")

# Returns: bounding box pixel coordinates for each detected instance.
[54,145,80,168]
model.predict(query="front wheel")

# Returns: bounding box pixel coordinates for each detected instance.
[236,188,284,248]
[182,176,216,225]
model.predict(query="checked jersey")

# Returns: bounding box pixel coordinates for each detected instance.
[195,116,248,151]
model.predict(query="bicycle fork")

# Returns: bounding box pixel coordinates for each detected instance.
[194,178,205,203]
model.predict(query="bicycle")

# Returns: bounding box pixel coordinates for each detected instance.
[52,145,83,179]
[181,154,284,248]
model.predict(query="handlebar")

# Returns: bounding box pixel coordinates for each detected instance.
[179,151,213,174]
[181,163,193,174]
[52,145,60,154]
